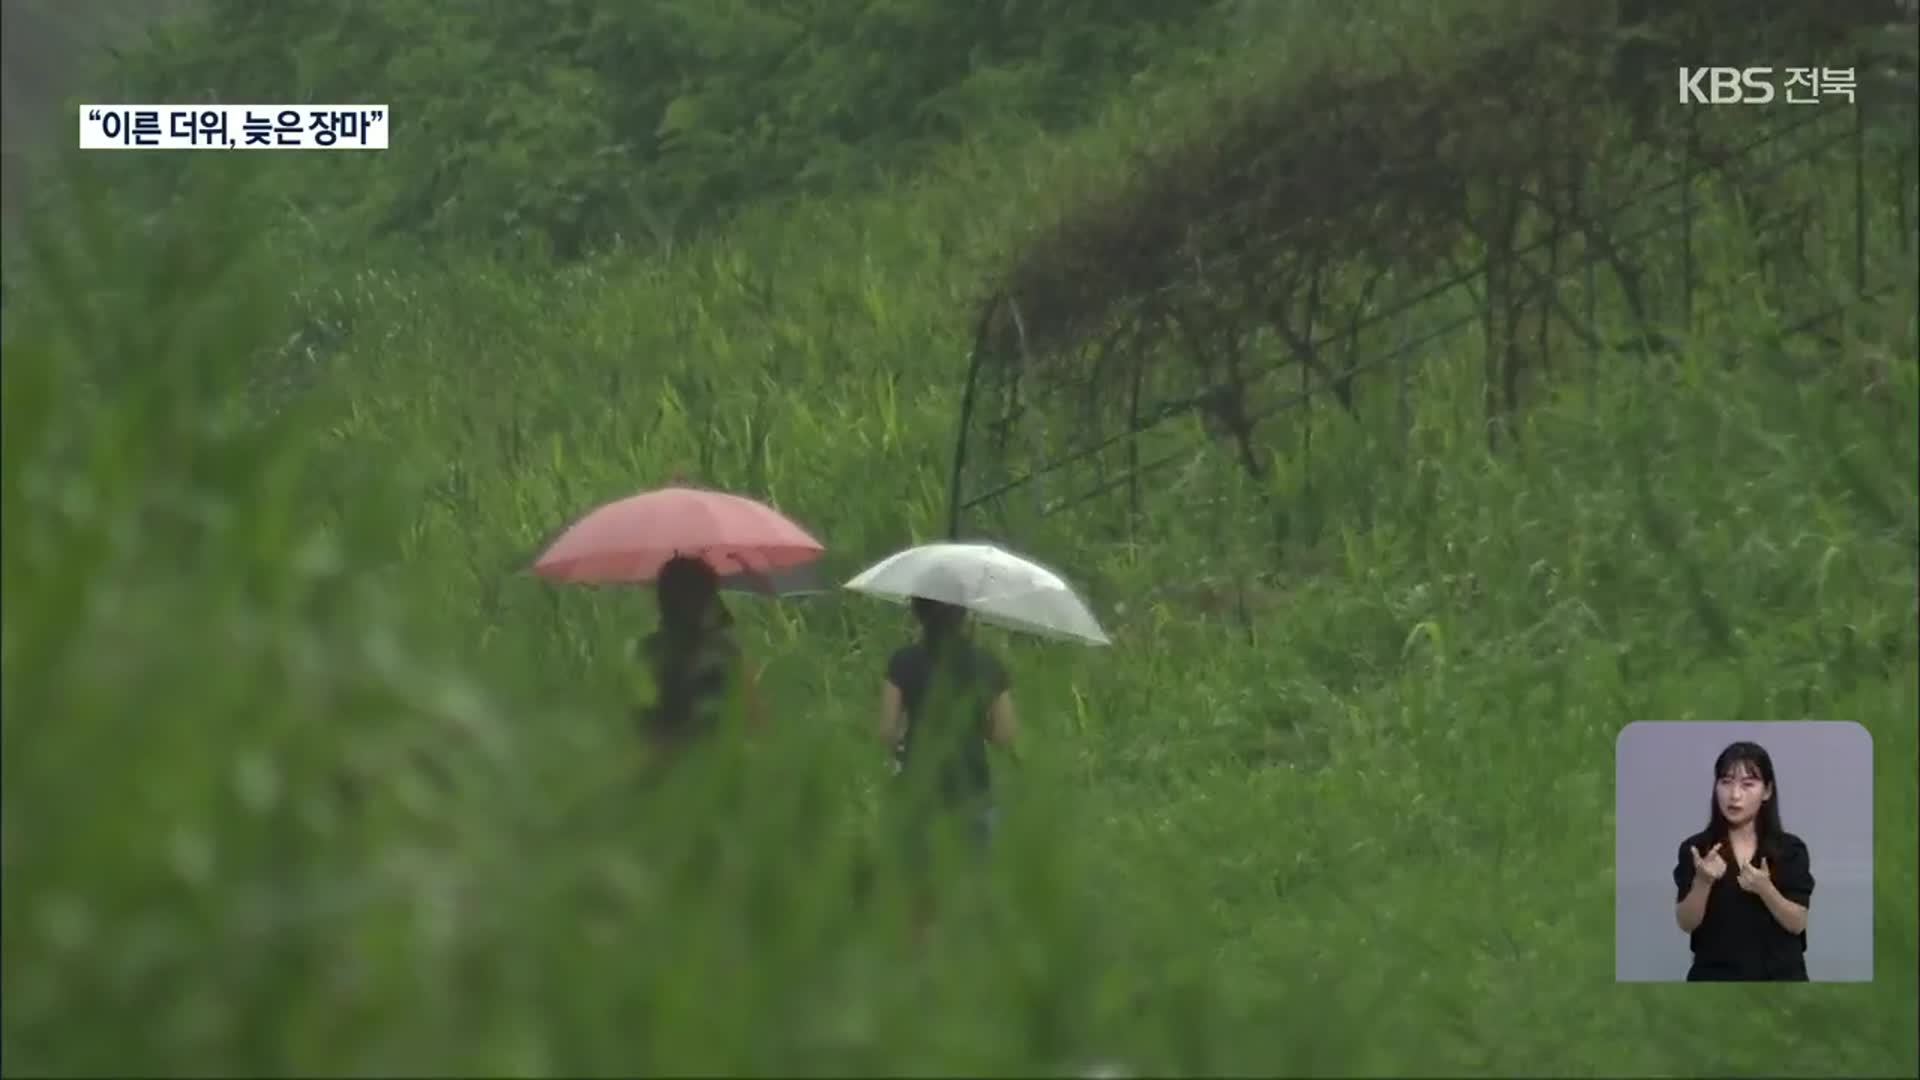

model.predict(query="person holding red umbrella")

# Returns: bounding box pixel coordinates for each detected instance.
[532,483,825,761]
[635,554,762,757]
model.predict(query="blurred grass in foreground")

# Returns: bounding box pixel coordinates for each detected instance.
[0,161,1226,1078]
[4,109,1918,1078]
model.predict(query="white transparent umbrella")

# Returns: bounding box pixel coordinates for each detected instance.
[843,542,1111,646]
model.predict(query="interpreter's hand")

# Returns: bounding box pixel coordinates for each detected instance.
[1735,857,1771,894]
[1691,843,1728,883]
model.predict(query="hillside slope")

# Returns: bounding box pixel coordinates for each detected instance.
[3,3,1916,1075]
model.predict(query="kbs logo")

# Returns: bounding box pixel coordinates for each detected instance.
[1677,67,1858,105]
[1678,67,1775,104]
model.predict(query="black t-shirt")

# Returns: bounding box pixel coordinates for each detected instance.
[638,626,743,747]
[886,638,1010,807]
[1673,830,1815,981]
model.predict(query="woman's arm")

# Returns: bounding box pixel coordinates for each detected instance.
[985,692,1021,767]
[1675,873,1714,932]
[1674,842,1725,932]
[1754,878,1809,934]
[986,692,1018,746]
[1740,854,1810,935]
[879,683,906,747]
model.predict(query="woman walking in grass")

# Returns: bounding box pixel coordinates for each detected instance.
[877,597,1019,932]
[636,555,761,761]
[1672,740,1815,981]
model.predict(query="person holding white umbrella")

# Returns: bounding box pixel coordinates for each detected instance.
[848,541,1109,933]
[878,596,1019,829]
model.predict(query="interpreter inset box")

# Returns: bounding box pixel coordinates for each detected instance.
[1614,721,1873,983]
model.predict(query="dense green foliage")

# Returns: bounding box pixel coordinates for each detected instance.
[4,1,1917,1075]
[88,0,1229,259]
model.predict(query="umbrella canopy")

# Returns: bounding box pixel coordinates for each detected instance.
[844,541,1111,646]
[532,486,824,586]
[713,560,830,597]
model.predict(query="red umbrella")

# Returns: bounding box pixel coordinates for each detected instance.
[531,486,824,585]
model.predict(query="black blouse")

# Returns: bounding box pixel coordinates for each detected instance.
[886,639,1010,806]
[1673,831,1816,981]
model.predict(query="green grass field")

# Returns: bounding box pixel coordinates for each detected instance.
[4,6,1918,1075]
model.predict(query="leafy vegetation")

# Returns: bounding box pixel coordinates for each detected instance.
[62,0,1230,260]
[3,1,1917,1075]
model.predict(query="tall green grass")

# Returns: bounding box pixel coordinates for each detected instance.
[5,61,1918,1080]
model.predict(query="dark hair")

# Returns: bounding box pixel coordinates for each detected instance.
[1702,741,1786,865]
[656,555,721,637]
[910,596,968,650]
[642,555,733,747]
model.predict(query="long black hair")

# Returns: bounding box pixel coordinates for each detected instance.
[643,555,733,744]
[901,596,990,784]
[910,595,968,653]
[657,555,724,638]
[1701,740,1787,866]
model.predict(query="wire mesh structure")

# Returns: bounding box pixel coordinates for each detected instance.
[946,8,1919,544]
